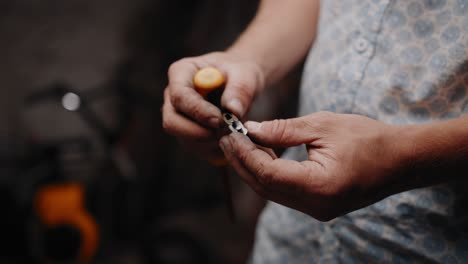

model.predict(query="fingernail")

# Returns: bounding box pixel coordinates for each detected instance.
[209,117,221,128]
[227,98,244,116]
[219,137,232,152]
[245,121,261,133]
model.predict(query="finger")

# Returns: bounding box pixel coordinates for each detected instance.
[227,133,324,195]
[168,58,199,87]
[220,136,326,216]
[162,89,215,140]
[168,60,223,128]
[219,136,268,197]
[220,68,258,118]
[219,135,278,191]
[244,115,325,147]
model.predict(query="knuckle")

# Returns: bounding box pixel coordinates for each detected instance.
[184,95,208,121]
[167,62,179,77]
[305,111,337,134]
[313,111,336,125]
[170,89,183,108]
[255,163,273,187]
[168,59,188,76]
[171,90,208,122]
[230,78,255,96]
[161,115,174,134]
[237,147,250,163]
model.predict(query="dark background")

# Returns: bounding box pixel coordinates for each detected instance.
[0,1,301,263]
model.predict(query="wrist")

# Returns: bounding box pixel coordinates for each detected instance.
[378,124,426,193]
[388,123,448,189]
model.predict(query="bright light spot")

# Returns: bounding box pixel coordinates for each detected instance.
[62,92,81,111]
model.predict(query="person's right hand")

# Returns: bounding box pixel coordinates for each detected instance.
[162,51,266,160]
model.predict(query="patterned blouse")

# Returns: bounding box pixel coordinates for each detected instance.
[251,0,468,263]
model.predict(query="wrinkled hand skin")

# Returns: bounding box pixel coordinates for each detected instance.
[162,52,265,160]
[219,112,410,221]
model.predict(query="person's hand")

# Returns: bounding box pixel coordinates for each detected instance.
[162,52,265,159]
[219,112,411,221]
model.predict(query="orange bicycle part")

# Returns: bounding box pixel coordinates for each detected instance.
[35,183,99,263]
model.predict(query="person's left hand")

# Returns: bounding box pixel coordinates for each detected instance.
[219,112,412,221]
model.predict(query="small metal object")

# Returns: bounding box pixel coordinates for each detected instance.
[62,92,81,111]
[223,112,248,135]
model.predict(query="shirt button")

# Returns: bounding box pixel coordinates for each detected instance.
[354,37,369,53]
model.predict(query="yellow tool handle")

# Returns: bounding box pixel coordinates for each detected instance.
[193,67,225,98]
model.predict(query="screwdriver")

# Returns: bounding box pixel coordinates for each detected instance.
[194,68,248,135]
[193,67,238,222]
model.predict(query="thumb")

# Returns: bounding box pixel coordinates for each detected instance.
[221,69,260,118]
[245,117,319,147]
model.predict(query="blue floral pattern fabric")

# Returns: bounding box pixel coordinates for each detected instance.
[250,0,468,263]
